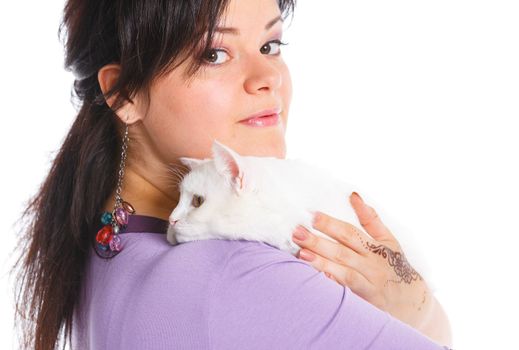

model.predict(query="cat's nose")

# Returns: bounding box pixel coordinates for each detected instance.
[170,219,178,226]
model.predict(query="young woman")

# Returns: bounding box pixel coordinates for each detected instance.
[12,0,452,349]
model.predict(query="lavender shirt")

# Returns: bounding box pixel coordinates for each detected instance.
[72,214,451,349]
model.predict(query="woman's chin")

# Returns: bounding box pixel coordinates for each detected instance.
[241,138,286,159]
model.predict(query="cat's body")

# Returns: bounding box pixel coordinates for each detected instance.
[167,141,359,255]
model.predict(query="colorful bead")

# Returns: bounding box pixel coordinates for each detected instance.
[101,211,112,225]
[97,243,109,251]
[109,235,122,251]
[115,207,129,226]
[122,201,136,214]
[96,224,113,245]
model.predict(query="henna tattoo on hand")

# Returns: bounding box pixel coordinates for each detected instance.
[365,241,423,286]
[417,289,427,311]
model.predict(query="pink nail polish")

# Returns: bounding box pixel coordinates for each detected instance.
[299,250,315,261]
[312,212,320,226]
[292,227,307,241]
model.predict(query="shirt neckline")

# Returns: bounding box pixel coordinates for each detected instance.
[96,213,169,234]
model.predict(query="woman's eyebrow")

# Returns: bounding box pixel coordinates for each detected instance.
[215,15,283,35]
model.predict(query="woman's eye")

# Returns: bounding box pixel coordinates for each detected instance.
[191,194,205,208]
[202,49,230,65]
[260,39,288,55]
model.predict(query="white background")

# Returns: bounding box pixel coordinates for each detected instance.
[1,1,518,349]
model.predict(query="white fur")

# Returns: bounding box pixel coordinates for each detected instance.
[168,140,364,256]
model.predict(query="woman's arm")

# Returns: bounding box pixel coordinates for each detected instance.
[414,294,453,348]
[291,192,453,347]
[210,241,450,349]
[383,282,452,346]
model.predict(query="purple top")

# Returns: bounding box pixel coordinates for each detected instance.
[72,214,451,349]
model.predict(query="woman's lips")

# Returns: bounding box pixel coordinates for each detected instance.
[239,107,282,127]
[238,113,280,127]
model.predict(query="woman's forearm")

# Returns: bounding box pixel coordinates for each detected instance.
[388,283,453,347]
[415,295,453,348]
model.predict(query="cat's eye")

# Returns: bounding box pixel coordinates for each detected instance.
[191,195,205,208]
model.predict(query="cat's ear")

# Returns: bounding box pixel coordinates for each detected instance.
[211,140,247,195]
[179,157,205,169]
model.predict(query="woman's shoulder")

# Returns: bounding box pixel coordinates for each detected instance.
[80,234,269,349]
[99,234,268,296]
[122,234,271,278]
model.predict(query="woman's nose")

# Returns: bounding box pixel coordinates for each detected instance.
[243,57,282,94]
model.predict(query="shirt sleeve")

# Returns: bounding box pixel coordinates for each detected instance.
[208,241,451,350]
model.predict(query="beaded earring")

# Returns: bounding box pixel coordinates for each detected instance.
[94,115,136,258]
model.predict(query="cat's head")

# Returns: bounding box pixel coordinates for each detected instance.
[167,140,258,244]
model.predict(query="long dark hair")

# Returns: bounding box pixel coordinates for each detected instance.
[9,1,296,349]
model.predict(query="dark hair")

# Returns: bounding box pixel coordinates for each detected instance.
[9,1,296,349]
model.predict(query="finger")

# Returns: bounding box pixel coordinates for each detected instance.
[324,271,335,281]
[297,248,374,297]
[292,225,366,272]
[294,225,388,288]
[350,192,396,242]
[311,211,372,256]
[324,272,342,286]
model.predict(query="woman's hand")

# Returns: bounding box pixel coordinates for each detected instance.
[291,192,435,332]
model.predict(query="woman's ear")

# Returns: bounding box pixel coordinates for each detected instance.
[97,63,143,124]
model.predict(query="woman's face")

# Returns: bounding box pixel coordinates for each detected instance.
[134,0,292,166]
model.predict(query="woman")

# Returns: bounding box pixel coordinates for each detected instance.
[12,0,452,349]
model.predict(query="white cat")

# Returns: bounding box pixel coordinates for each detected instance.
[166,140,433,290]
[168,140,371,255]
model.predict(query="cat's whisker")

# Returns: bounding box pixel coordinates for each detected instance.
[169,173,186,186]
[158,161,190,176]
[155,171,184,185]
[152,174,182,192]
[177,222,194,229]
[154,162,190,188]
[167,167,188,183]
[172,171,185,180]
[163,165,185,173]
[165,161,190,174]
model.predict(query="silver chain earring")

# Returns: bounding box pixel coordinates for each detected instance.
[95,114,136,258]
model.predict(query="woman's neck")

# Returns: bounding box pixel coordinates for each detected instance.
[102,167,179,221]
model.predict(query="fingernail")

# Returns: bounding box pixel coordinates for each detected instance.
[292,226,307,241]
[352,191,364,202]
[311,212,321,226]
[299,249,315,261]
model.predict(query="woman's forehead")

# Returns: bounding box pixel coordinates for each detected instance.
[216,0,283,32]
